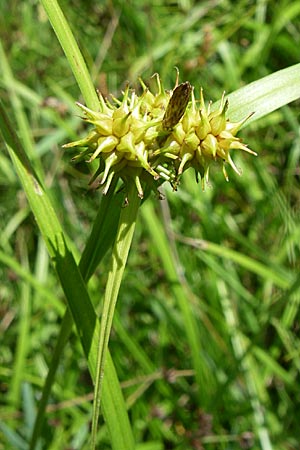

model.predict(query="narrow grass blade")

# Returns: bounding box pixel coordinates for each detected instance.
[185,238,293,289]
[8,235,31,407]
[39,0,99,111]
[218,63,300,125]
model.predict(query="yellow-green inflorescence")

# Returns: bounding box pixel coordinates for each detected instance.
[63,74,256,198]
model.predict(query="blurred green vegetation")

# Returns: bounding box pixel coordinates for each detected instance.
[1,0,300,449]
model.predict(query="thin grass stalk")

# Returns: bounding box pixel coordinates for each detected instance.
[8,233,31,407]
[91,182,141,448]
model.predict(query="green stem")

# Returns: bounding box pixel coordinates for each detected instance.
[91,182,141,449]
[0,100,135,450]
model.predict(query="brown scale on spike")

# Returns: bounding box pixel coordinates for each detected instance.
[162,82,192,130]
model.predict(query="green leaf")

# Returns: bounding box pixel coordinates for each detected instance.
[39,0,99,111]
[216,63,300,125]
[0,101,135,450]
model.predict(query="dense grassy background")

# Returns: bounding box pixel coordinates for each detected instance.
[1,0,300,449]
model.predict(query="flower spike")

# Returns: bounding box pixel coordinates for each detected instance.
[64,74,256,195]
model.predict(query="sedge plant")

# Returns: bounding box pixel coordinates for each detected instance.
[63,70,257,447]
[1,0,300,449]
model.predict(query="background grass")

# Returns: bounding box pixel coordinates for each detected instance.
[1,0,300,449]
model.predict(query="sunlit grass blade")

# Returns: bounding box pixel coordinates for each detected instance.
[39,0,99,111]
[219,63,300,125]
[181,237,293,289]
